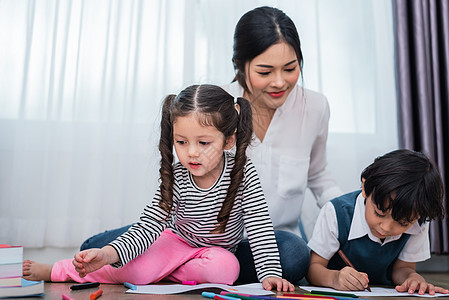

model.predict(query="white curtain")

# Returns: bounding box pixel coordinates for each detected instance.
[0,0,397,247]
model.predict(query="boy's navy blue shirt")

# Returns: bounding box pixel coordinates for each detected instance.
[327,190,410,285]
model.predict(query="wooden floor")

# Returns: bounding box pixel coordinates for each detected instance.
[28,273,449,300]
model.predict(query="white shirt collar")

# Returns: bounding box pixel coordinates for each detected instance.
[348,192,422,245]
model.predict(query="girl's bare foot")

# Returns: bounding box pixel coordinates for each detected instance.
[23,260,53,281]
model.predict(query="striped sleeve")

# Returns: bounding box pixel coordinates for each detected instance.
[242,160,283,281]
[108,188,171,267]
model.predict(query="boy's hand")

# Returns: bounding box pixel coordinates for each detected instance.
[72,246,118,277]
[334,266,370,291]
[262,276,295,292]
[395,273,449,295]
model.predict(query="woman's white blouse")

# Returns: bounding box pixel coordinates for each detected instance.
[223,82,342,237]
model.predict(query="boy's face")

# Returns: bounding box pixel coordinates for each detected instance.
[362,182,418,239]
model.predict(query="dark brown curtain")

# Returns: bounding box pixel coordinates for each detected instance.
[393,0,449,254]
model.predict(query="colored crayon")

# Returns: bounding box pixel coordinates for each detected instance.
[338,250,371,292]
[305,295,375,300]
[202,291,240,300]
[70,282,100,290]
[310,290,358,298]
[124,282,137,290]
[277,297,324,300]
[224,292,272,300]
[90,289,103,300]
[283,294,332,298]
[281,294,336,300]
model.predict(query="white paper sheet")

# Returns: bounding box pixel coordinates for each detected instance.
[300,286,449,297]
[126,282,274,295]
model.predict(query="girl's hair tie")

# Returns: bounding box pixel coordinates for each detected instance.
[234,97,240,115]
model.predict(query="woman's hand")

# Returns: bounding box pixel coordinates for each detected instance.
[333,266,370,291]
[72,246,118,277]
[262,276,295,292]
[395,273,449,295]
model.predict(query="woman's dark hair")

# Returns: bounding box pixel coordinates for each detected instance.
[232,6,303,93]
[159,84,253,233]
[361,149,445,223]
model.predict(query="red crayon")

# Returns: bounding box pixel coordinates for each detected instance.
[90,289,103,300]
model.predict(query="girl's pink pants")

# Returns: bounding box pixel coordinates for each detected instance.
[51,229,240,285]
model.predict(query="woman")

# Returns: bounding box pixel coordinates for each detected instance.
[80,6,341,284]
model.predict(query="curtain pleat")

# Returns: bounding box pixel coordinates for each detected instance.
[393,0,449,254]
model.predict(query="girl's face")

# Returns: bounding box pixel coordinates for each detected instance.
[363,187,417,240]
[244,42,300,110]
[173,114,235,188]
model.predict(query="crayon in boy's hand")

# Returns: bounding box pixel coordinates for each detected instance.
[337,250,371,292]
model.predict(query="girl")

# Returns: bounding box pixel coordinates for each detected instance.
[23,84,294,292]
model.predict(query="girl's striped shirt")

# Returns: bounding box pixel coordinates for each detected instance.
[109,152,282,281]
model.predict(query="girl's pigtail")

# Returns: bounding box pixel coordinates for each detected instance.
[212,97,253,233]
[158,94,176,214]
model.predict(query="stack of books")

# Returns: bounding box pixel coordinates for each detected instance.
[0,245,22,288]
[0,244,44,298]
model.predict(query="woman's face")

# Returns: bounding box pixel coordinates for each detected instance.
[244,42,300,110]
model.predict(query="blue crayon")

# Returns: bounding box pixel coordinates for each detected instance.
[124,282,137,290]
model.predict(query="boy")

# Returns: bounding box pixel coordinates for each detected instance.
[307,149,448,295]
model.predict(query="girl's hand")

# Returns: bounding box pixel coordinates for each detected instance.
[261,276,295,292]
[395,273,449,295]
[72,246,117,277]
[333,266,369,291]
